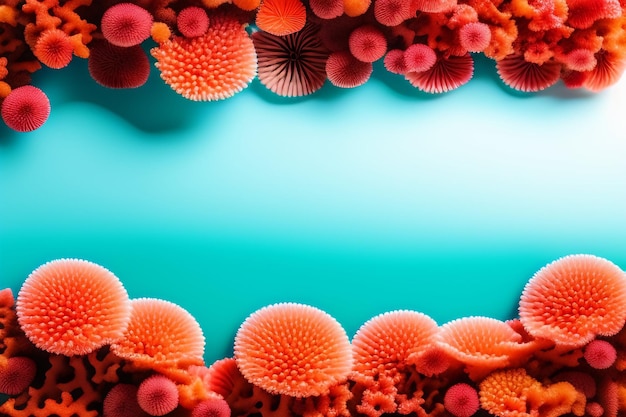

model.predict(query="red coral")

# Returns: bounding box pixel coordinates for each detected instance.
[349,25,388,62]
[1,85,50,132]
[406,53,474,94]
[584,339,617,369]
[496,54,562,92]
[326,50,373,88]
[101,3,153,47]
[177,7,210,38]
[137,374,180,416]
[0,356,37,395]
[443,383,480,417]
[255,0,306,36]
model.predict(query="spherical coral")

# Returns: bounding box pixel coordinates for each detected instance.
[443,383,480,417]
[88,40,151,89]
[310,0,344,19]
[137,374,179,416]
[563,49,597,72]
[404,43,437,72]
[234,302,352,398]
[103,383,147,417]
[406,53,473,93]
[177,7,210,38]
[496,54,561,92]
[352,310,439,380]
[0,357,37,396]
[255,0,306,36]
[1,85,50,132]
[459,22,491,53]
[110,298,205,367]
[584,340,617,369]
[151,12,257,101]
[374,0,412,26]
[101,3,153,47]
[16,259,130,356]
[33,29,74,69]
[349,25,387,63]
[384,49,408,74]
[326,50,373,88]
[519,254,626,348]
[252,23,329,97]
[192,398,231,417]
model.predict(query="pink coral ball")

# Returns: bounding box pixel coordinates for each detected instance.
[348,25,387,63]
[384,49,408,74]
[0,357,37,396]
[404,43,437,73]
[443,383,480,417]
[101,3,153,47]
[103,383,147,417]
[326,50,373,88]
[192,398,231,417]
[177,7,210,38]
[584,339,617,369]
[1,85,50,132]
[458,22,491,53]
[137,374,179,416]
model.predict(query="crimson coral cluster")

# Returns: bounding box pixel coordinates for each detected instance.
[1,0,625,132]
[2,254,626,417]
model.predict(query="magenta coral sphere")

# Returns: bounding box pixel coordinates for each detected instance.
[443,383,480,417]
[584,339,617,369]
[192,398,232,417]
[1,85,51,132]
[177,7,210,38]
[403,44,437,73]
[0,356,37,396]
[137,374,179,416]
[101,3,153,47]
[458,22,491,53]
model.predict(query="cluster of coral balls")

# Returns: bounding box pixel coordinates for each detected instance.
[1,0,626,132]
[1,254,626,417]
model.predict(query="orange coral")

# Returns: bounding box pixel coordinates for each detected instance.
[519,254,626,349]
[479,368,542,417]
[234,303,352,398]
[351,310,439,382]
[151,10,257,101]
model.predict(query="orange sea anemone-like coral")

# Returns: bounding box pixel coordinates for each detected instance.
[110,298,205,369]
[1,85,50,132]
[151,11,257,101]
[33,29,74,69]
[234,302,352,398]
[16,259,131,356]
[519,254,626,348]
[351,310,439,380]
[479,368,542,417]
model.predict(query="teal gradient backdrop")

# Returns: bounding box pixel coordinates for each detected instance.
[1,55,626,364]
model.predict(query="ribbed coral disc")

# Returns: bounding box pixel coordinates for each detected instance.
[16,259,131,356]
[256,0,307,36]
[351,310,439,378]
[519,254,626,348]
[110,298,205,366]
[406,53,474,93]
[234,302,352,397]
[496,54,561,92]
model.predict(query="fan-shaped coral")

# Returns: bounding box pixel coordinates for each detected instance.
[255,0,307,36]
[16,259,130,356]
[252,23,329,97]
[234,302,352,398]
[101,3,153,47]
[405,53,474,93]
[351,310,439,380]
[519,254,626,348]
[496,54,562,92]
[151,11,257,101]
[110,298,205,369]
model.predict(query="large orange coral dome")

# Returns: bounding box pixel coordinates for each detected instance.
[351,310,439,380]
[234,302,352,398]
[519,254,626,348]
[110,298,205,368]
[151,11,257,101]
[16,259,131,356]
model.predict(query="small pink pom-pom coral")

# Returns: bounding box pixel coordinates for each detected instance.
[443,383,480,417]
[137,374,179,416]
[192,398,231,417]
[0,357,37,396]
[584,339,617,369]
[101,3,153,47]
[326,51,373,88]
[177,7,210,38]
[348,25,387,63]
[404,43,437,72]
[384,49,408,74]
[1,85,50,132]
[458,22,491,53]
[103,383,147,417]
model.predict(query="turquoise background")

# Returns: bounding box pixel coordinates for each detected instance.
[1,54,626,365]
